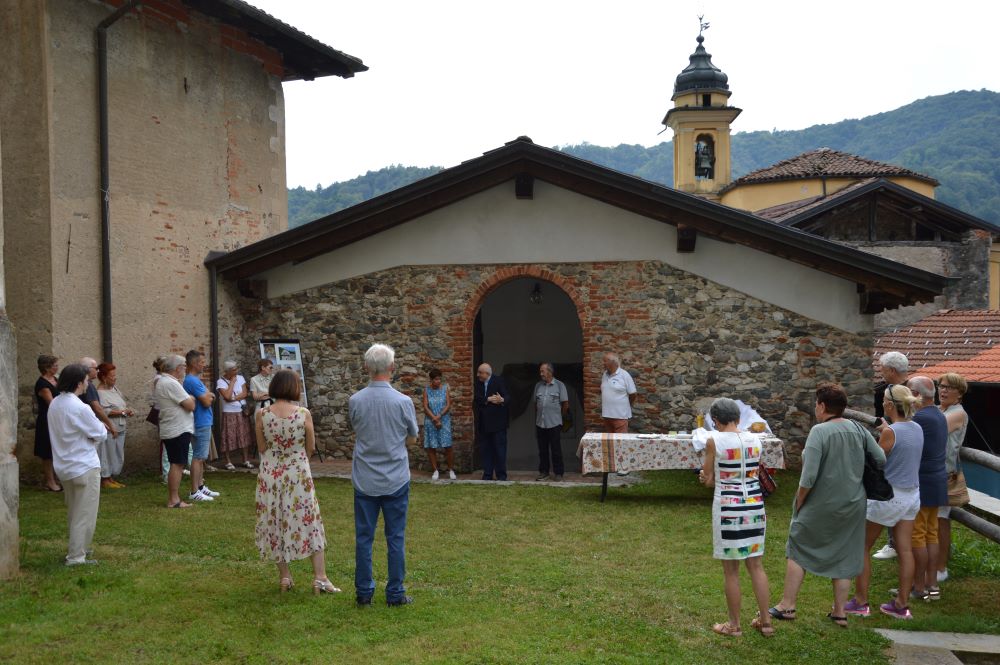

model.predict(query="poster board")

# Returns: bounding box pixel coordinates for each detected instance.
[259,338,308,407]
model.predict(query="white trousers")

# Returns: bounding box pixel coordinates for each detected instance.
[64,468,101,563]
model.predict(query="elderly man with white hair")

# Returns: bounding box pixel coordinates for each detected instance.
[905,375,948,602]
[872,351,910,560]
[474,362,510,481]
[349,343,419,607]
[154,354,196,508]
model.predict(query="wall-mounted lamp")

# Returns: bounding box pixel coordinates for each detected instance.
[529,282,543,305]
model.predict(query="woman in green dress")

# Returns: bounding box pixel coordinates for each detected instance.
[768,383,885,627]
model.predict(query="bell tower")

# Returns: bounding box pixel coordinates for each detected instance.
[662,21,741,200]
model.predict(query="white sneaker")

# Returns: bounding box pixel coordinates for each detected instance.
[873,544,897,560]
[448,470,457,480]
[199,485,220,497]
[937,569,949,583]
[431,470,439,481]
[189,490,214,502]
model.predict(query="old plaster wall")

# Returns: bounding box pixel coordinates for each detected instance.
[237,261,875,472]
[0,115,21,579]
[3,0,288,472]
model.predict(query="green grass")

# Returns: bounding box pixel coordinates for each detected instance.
[4,470,999,664]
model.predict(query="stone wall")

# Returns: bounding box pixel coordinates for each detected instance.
[854,230,992,330]
[0,128,19,579]
[234,261,875,470]
[2,0,290,474]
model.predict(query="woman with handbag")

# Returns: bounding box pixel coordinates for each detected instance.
[769,383,885,628]
[217,360,255,470]
[845,384,923,619]
[936,373,969,584]
[698,397,774,637]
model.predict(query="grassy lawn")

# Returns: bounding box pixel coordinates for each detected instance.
[4,470,999,664]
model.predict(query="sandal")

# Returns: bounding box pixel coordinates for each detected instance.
[313,578,342,595]
[280,577,294,593]
[768,606,796,621]
[243,460,255,469]
[712,622,742,637]
[827,612,848,628]
[751,612,775,637]
[224,462,236,470]
[168,501,192,509]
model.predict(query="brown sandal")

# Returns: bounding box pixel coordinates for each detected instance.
[712,622,743,637]
[751,613,775,637]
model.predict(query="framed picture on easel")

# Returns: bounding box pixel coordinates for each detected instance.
[258,338,308,407]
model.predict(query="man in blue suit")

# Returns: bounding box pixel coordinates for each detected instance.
[474,363,509,481]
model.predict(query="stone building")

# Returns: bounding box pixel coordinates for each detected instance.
[662,34,999,329]
[1,0,365,473]
[207,138,949,472]
[1,131,20,579]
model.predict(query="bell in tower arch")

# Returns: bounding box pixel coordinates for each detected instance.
[695,134,715,179]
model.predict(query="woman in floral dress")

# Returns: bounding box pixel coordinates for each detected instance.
[254,369,340,594]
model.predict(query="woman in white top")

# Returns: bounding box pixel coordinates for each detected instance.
[48,363,108,566]
[937,372,969,584]
[217,360,255,470]
[250,359,275,413]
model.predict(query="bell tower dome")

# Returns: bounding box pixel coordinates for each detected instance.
[662,23,741,200]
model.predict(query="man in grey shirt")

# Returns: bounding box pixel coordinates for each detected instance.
[534,362,569,481]
[349,343,419,607]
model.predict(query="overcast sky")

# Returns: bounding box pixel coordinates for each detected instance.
[248,0,1000,188]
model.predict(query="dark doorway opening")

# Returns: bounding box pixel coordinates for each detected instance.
[472,278,585,472]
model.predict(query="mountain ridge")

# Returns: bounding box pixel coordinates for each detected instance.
[289,90,1000,227]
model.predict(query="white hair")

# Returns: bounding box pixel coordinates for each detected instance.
[365,343,395,375]
[222,360,238,371]
[907,376,936,400]
[604,352,620,365]
[162,354,185,372]
[879,351,909,375]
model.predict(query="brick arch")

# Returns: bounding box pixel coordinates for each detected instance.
[445,264,603,472]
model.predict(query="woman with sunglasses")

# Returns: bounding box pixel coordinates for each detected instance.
[845,383,924,620]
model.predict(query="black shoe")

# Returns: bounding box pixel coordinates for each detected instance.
[356,596,373,607]
[387,595,413,607]
[554,474,564,481]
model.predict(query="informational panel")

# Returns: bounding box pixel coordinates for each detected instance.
[259,338,308,407]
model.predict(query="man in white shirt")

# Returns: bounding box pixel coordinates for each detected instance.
[154,354,196,508]
[48,363,108,565]
[600,352,637,434]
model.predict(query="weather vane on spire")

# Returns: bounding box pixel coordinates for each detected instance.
[698,15,710,36]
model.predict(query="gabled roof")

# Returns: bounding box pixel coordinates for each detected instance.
[721,148,938,194]
[917,346,1000,383]
[874,310,1000,374]
[206,137,951,311]
[182,0,367,80]
[756,178,1000,236]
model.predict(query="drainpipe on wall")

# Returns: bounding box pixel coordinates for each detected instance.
[96,0,142,362]
[207,258,222,445]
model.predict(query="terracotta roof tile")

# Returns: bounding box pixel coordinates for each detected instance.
[917,346,1000,383]
[873,310,1000,380]
[723,148,938,193]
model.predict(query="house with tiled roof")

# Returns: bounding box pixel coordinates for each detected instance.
[658,35,999,330]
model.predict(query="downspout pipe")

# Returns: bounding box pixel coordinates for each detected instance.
[207,258,222,446]
[97,0,142,362]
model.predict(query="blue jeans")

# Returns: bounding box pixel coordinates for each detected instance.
[479,429,508,480]
[354,482,409,602]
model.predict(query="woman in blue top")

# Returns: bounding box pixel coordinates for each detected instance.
[846,384,924,620]
[422,368,454,480]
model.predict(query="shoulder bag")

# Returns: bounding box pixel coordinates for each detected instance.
[851,421,893,501]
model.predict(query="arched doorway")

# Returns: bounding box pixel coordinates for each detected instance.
[472,277,585,471]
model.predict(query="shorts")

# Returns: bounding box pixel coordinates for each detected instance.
[938,505,952,518]
[163,432,193,465]
[192,426,211,461]
[603,418,629,434]
[866,486,920,527]
[912,506,940,547]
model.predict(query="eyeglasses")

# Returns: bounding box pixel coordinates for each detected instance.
[938,384,953,390]
[884,384,903,411]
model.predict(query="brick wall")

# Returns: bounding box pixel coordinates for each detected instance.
[4,0,289,474]
[234,261,876,470]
